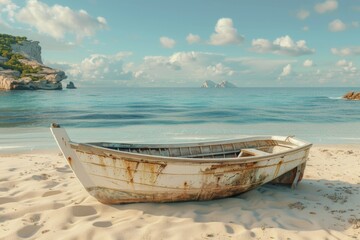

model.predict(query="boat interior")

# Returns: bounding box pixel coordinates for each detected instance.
[91,139,298,159]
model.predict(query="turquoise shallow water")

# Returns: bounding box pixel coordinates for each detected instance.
[1,87,360,152]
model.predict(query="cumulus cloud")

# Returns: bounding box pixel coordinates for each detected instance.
[336,60,357,73]
[51,52,310,86]
[314,0,338,14]
[160,36,176,48]
[206,63,234,76]
[0,0,18,21]
[328,19,346,32]
[126,51,239,85]
[297,10,310,20]
[186,33,201,44]
[336,59,347,66]
[303,59,313,67]
[279,64,292,77]
[251,35,315,56]
[331,47,360,56]
[15,0,107,40]
[54,52,133,81]
[209,18,244,45]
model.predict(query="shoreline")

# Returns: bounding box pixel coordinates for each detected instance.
[2,122,360,154]
[1,143,360,155]
[1,144,359,239]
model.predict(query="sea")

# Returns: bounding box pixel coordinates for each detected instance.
[1,87,360,153]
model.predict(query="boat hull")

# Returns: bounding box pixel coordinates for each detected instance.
[74,145,309,204]
[50,124,311,204]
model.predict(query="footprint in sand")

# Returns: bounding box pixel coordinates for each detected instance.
[225,224,234,234]
[0,197,16,204]
[55,167,72,173]
[44,181,60,188]
[72,205,97,217]
[42,190,62,197]
[32,174,51,181]
[93,221,113,228]
[17,225,41,238]
[0,187,9,192]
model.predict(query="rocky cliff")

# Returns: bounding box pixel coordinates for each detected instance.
[0,34,66,90]
[10,40,42,64]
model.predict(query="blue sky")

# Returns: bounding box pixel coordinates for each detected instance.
[0,0,359,87]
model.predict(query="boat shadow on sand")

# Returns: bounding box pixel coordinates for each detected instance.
[107,179,359,234]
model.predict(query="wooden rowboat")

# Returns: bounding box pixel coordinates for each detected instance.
[50,123,312,204]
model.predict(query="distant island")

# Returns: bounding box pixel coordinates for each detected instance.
[201,80,237,88]
[0,33,67,90]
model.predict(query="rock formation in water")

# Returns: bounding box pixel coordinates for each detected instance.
[343,91,360,100]
[201,80,216,88]
[0,34,67,90]
[66,81,77,89]
[201,80,237,88]
[215,80,237,88]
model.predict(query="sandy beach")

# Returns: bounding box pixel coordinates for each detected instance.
[0,145,359,240]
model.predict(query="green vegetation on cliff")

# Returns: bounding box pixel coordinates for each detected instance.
[0,34,40,79]
[0,33,27,58]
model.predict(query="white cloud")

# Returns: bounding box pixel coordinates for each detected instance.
[328,19,346,32]
[314,0,338,14]
[303,59,313,67]
[297,10,310,20]
[251,35,315,56]
[186,33,201,44]
[302,26,309,31]
[209,18,244,45]
[279,64,292,77]
[336,59,347,66]
[206,63,234,76]
[52,51,360,87]
[336,60,356,72]
[331,47,360,56]
[160,36,176,48]
[15,0,107,40]
[0,0,18,21]
[54,52,133,81]
[124,51,241,86]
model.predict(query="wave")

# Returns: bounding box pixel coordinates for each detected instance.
[0,145,23,149]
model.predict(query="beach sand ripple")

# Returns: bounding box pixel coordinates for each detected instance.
[0,145,359,239]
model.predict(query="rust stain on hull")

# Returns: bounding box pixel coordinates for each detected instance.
[273,159,283,178]
[67,157,72,167]
[86,180,266,204]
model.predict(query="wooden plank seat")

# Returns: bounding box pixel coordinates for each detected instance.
[238,148,270,157]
